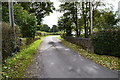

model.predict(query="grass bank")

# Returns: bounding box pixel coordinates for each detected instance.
[58,36,120,71]
[2,37,45,78]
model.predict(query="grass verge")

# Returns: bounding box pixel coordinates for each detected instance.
[57,36,120,71]
[2,37,45,78]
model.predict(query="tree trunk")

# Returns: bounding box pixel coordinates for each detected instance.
[75,3,79,37]
[83,2,89,38]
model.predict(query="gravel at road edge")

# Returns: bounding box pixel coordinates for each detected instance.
[24,45,45,78]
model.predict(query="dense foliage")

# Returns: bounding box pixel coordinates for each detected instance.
[2,2,9,22]
[2,2,55,38]
[58,1,118,38]
[2,22,20,60]
[14,4,37,38]
[58,2,78,36]
[2,2,55,61]
[91,29,120,57]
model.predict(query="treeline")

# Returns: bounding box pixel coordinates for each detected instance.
[37,24,59,32]
[58,1,119,38]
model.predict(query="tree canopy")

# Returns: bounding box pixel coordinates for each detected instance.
[58,1,118,38]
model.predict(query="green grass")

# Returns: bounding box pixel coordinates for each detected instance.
[58,36,120,71]
[57,36,63,40]
[2,37,45,78]
[36,31,47,33]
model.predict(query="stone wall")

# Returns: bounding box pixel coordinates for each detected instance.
[63,36,94,53]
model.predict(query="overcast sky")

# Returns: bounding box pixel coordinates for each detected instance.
[43,0,120,28]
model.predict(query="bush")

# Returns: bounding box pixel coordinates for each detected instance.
[26,38,34,45]
[91,29,120,57]
[2,22,20,60]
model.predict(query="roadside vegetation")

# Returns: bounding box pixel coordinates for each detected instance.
[58,36,120,71]
[2,2,56,79]
[57,1,120,71]
[2,1,120,79]
[2,37,45,78]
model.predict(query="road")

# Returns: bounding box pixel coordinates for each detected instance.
[36,36,118,78]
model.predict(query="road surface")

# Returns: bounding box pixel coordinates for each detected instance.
[30,36,119,78]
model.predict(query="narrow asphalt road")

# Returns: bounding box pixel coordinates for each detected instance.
[37,36,118,78]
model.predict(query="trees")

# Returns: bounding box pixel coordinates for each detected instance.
[2,2,9,22]
[58,15,73,36]
[2,2,55,38]
[50,25,59,32]
[58,1,117,38]
[102,11,117,28]
[14,4,37,38]
[21,14,37,38]
[58,2,80,36]
[36,25,43,31]
[2,2,55,60]
[29,2,55,25]
[93,10,117,30]
[41,24,50,32]
[80,1,102,37]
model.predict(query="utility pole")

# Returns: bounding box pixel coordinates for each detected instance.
[8,0,17,52]
[9,0,14,27]
[90,0,93,34]
[118,1,120,18]
[118,1,120,26]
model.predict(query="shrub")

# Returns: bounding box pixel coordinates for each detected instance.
[2,22,20,60]
[91,29,120,57]
[26,38,34,45]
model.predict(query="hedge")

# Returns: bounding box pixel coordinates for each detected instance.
[2,22,20,60]
[91,29,120,57]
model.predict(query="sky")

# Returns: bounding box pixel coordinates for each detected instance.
[42,0,62,28]
[42,0,120,28]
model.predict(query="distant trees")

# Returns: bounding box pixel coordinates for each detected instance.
[40,24,59,33]
[41,24,50,32]
[50,25,59,32]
